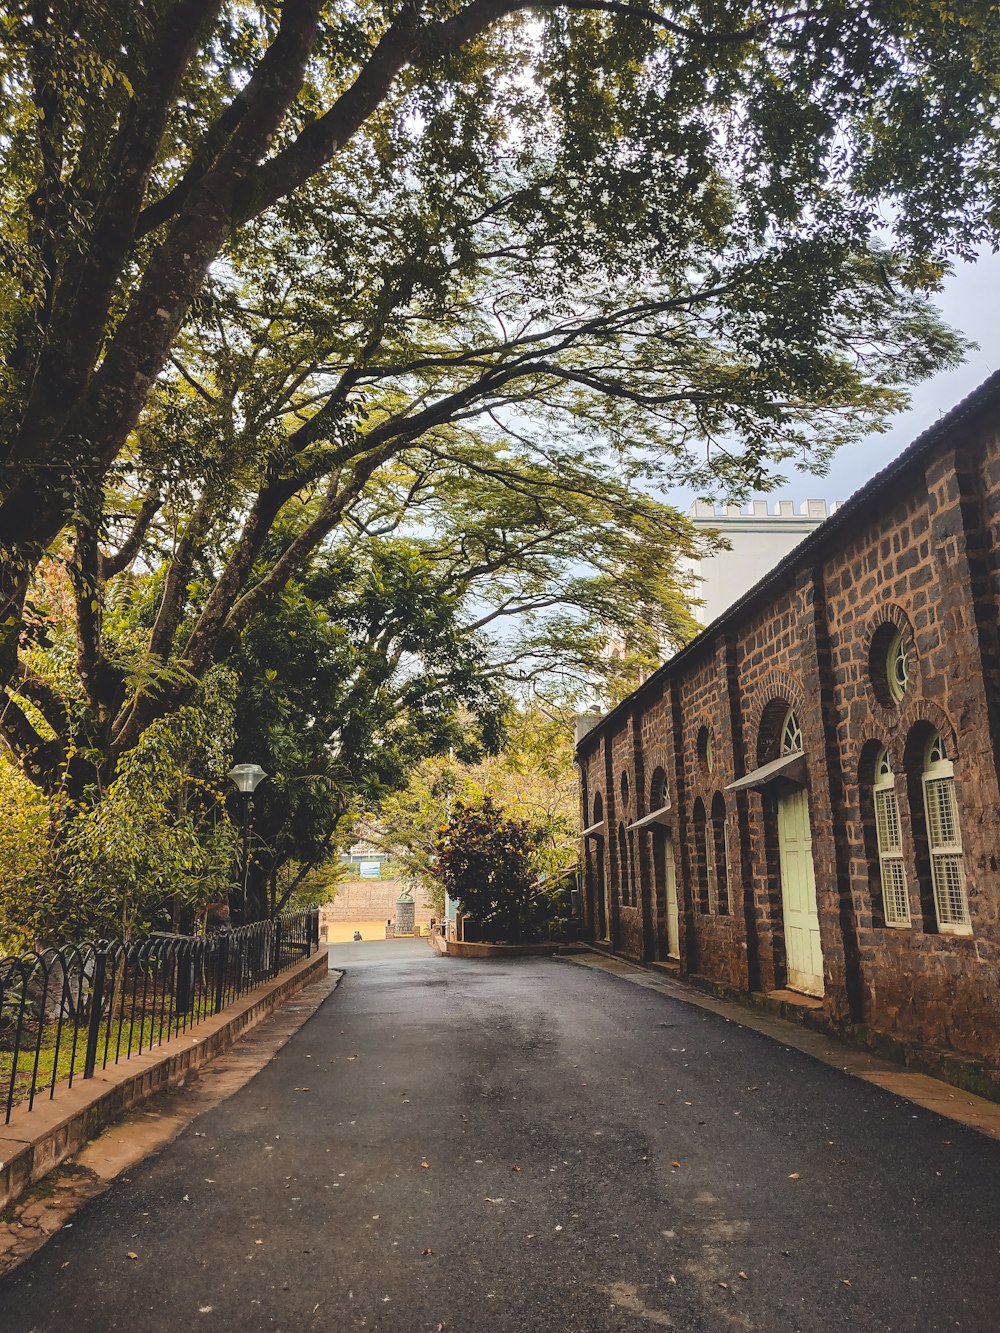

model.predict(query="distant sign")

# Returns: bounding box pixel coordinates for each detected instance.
[358,861,381,879]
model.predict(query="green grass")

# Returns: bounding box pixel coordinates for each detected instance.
[1,1000,215,1115]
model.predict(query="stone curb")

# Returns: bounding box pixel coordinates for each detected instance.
[0,948,328,1213]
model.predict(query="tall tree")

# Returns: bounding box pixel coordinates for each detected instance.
[2,0,1000,687]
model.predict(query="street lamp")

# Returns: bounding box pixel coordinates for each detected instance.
[228,764,268,923]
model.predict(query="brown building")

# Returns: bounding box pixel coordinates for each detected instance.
[576,372,1000,1078]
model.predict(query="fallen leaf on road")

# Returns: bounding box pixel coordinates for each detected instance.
[511,1165,522,1173]
[788,1173,801,1180]
[127,1252,139,1261]
[527,1234,536,1240]
[420,1160,430,1168]
[738,1272,749,1281]
[841,1279,852,1288]
[255,1240,264,1246]
[422,1248,433,1256]
[718,1282,729,1290]
[294,1087,311,1092]
[671,1161,681,1169]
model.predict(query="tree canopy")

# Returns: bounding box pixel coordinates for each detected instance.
[3,0,1000,937]
[4,1,1000,656]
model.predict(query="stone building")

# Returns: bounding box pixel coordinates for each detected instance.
[576,372,1000,1075]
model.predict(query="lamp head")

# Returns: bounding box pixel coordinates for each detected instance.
[227,762,267,795]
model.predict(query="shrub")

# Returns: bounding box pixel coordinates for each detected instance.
[434,797,550,943]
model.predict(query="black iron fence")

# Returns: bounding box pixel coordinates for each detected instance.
[0,909,320,1125]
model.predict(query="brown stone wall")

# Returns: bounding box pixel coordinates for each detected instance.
[576,376,1000,1071]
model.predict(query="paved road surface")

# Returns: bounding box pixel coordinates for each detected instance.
[2,941,999,1332]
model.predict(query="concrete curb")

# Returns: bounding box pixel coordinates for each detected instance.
[428,936,581,959]
[0,948,328,1213]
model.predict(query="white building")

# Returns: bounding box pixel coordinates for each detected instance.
[687,499,838,627]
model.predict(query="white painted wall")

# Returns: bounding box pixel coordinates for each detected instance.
[687,499,837,626]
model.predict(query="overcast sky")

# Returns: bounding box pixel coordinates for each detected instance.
[669,248,1000,512]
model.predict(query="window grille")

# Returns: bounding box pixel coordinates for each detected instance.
[873,749,909,926]
[720,815,736,911]
[711,802,731,914]
[887,630,908,703]
[780,709,802,756]
[920,733,971,933]
[705,813,718,911]
[618,826,631,906]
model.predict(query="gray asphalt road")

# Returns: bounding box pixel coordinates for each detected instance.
[2,943,999,1332]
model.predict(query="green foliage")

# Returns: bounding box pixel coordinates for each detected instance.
[434,797,544,943]
[231,543,510,916]
[0,670,238,949]
[368,703,580,916]
[61,677,238,939]
[0,761,55,953]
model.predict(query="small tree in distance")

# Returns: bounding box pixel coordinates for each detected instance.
[434,798,543,944]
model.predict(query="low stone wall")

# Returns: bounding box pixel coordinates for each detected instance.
[0,948,327,1213]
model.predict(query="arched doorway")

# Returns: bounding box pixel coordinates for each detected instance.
[775,709,823,996]
[651,831,679,959]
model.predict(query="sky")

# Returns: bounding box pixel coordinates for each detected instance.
[668,248,1000,513]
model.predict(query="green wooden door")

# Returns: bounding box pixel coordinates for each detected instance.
[776,786,823,996]
[665,836,680,959]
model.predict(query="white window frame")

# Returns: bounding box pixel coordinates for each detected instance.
[921,733,971,935]
[873,749,910,927]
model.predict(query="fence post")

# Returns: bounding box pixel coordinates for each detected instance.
[176,943,193,1016]
[83,948,108,1080]
[214,933,229,1013]
[273,917,283,978]
[310,908,319,954]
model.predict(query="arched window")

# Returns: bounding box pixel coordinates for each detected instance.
[873,748,909,927]
[617,823,631,906]
[920,732,971,933]
[711,793,731,914]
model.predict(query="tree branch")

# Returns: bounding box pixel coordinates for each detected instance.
[100,486,163,579]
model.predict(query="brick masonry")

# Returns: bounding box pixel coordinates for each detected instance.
[319,881,435,933]
[577,372,1000,1071]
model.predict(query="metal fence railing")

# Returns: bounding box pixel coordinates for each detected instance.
[0,909,320,1125]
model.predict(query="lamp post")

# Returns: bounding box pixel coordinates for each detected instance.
[227,763,267,924]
